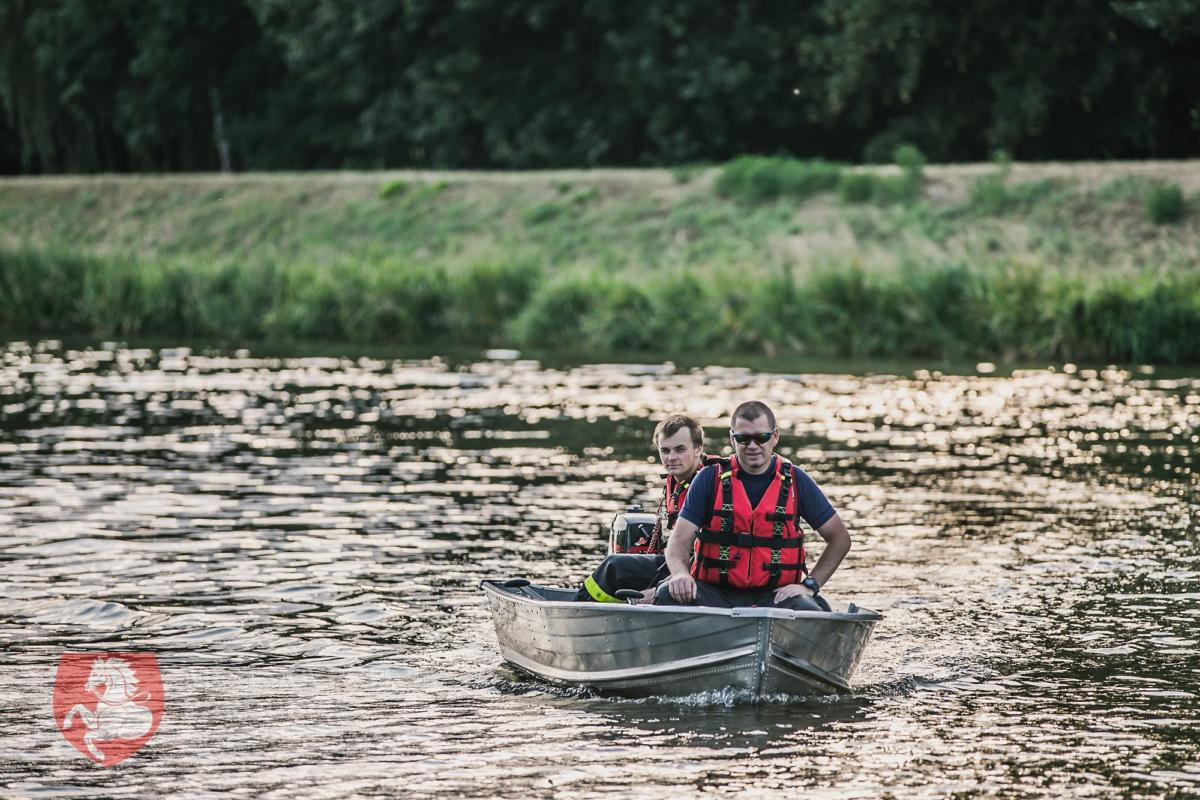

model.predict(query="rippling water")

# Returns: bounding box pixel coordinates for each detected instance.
[1,340,1197,798]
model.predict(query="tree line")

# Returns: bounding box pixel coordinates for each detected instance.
[1,0,1197,174]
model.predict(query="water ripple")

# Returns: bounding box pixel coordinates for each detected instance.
[0,341,1196,798]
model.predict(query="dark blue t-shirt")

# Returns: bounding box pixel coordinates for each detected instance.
[679,456,836,532]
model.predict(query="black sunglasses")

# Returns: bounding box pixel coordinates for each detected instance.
[730,429,776,446]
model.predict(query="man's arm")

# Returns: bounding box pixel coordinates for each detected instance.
[808,513,851,587]
[661,518,699,602]
[658,462,718,602]
[773,512,852,603]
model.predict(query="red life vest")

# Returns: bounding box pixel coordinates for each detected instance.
[690,456,807,589]
[621,454,726,554]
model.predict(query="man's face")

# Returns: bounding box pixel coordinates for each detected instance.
[730,415,778,474]
[657,428,703,480]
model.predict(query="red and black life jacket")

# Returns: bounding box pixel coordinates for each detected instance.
[663,453,728,529]
[690,456,808,589]
[623,454,727,555]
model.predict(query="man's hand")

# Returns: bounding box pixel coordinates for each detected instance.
[633,588,656,605]
[772,583,814,605]
[663,573,697,603]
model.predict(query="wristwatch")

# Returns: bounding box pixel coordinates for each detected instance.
[801,576,821,595]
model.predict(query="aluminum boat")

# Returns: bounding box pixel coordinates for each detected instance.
[482,579,881,698]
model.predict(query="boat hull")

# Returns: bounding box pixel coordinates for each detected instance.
[482,580,881,698]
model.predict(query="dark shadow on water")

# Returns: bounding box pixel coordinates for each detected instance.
[576,691,873,746]
[17,330,1185,378]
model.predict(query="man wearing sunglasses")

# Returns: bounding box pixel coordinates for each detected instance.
[656,401,851,610]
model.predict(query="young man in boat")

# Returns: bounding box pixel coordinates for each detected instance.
[656,401,850,611]
[574,414,724,603]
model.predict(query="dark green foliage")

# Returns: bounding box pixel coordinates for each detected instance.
[893,144,926,200]
[4,247,1200,363]
[0,0,278,172]
[838,173,875,204]
[1052,275,1200,362]
[968,174,1010,215]
[506,275,599,345]
[670,164,709,185]
[803,1,1200,162]
[968,176,1060,214]
[581,283,657,351]
[984,265,1060,358]
[836,146,926,206]
[715,157,844,203]
[1145,183,1185,224]
[804,267,910,356]
[1095,176,1153,202]
[444,259,541,343]
[2,2,1200,171]
[968,155,1060,215]
[522,201,567,225]
[643,272,723,350]
[0,249,89,329]
[571,188,600,206]
[379,180,409,199]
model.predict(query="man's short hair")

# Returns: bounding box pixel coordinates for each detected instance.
[653,414,704,449]
[730,401,776,429]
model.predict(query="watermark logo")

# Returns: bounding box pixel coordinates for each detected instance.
[53,652,163,766]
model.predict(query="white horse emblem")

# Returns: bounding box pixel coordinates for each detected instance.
[62,656,156,763]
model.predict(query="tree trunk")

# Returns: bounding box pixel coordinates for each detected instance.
[209,87,232,173]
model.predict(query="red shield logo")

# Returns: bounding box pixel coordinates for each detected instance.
[52,652,164,767]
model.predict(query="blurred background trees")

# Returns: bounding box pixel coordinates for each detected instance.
[1,0,1197,173]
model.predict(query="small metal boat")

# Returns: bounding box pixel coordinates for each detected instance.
[482,579,882,698]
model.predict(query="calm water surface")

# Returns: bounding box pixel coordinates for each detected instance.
[0,341,1197,798]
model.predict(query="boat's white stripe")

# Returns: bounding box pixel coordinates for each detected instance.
[500,644,758,684]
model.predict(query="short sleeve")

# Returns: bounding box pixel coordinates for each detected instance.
[678,464,719,528]
[793,466,836,530]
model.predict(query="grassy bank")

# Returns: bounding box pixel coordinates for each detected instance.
[1,160,1199,362]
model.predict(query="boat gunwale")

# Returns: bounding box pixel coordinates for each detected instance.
[481,580,884,622]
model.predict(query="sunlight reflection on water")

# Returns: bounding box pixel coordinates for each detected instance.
[0,340,1197,798]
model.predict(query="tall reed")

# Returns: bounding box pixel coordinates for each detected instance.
[2,247,1197,363]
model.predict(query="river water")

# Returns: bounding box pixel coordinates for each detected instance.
[0,340,1196,798]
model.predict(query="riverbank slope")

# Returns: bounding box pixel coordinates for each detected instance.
[1,161,1197,362]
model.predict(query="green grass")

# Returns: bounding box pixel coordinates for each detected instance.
[0,160,1197,362]
[966,173,1062,215]
[3,246,1198,363]
[714,156,845,203]
[1145,183,1185,224]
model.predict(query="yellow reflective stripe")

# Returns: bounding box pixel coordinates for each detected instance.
[720,471,733,479]
[584,575,623,603]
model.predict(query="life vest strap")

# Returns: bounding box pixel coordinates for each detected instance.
[697,555,804,571]
[765,460,796,588]
[697,529,804,548]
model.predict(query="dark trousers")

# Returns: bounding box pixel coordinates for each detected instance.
[654,580,831,612]
[574,554,667,602]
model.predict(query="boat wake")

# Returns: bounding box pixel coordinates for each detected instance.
[623,686,847,707]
